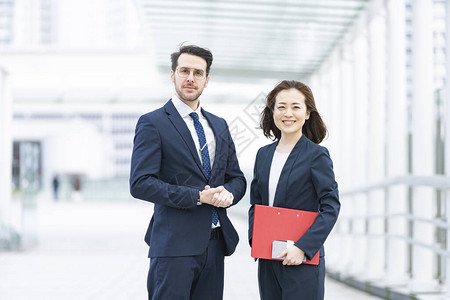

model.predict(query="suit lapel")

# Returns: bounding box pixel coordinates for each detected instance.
[164,100,204,176]
[260,142,277,206]
[272,135,306,207]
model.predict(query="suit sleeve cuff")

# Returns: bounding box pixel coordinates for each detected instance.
[294,241,317,261]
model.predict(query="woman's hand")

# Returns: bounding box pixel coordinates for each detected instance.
[277,245,305,266]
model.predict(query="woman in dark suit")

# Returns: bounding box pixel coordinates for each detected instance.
[248,80,340,300]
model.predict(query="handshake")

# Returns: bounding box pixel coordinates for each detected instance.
[199,185,234,208]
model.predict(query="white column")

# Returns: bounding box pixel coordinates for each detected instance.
[318,53,343,254]
[366,11,387,280]
[411,0,436,291]
[350,33,369,276]
[339,45,354,194]
[328,51,342,179]
[386,0,409,285]
[334,45,354,273]
[0,67,12,246]
[445,0,450,295]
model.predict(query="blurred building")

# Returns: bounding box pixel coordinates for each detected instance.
[1,0,450,299]
[0,0,142,49]
[0,0,150,191]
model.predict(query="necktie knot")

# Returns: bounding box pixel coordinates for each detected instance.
[189,112,199,121]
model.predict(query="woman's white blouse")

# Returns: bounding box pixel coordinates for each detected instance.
[268,150,290,207]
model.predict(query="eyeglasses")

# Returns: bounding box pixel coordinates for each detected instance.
[176,67,207,80]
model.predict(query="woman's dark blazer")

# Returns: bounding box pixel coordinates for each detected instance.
[248,135,340,261]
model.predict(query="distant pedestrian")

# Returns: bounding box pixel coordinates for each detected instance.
[71,175,82,202]
[52,175,60,200]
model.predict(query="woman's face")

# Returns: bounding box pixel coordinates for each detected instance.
[272,88,310,138]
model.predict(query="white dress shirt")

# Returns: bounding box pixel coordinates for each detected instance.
[172,95,216,168]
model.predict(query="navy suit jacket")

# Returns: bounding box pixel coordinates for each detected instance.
[130,100,246,258]
[248,135,340,260]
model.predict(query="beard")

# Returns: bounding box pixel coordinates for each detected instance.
[174,78,205,103]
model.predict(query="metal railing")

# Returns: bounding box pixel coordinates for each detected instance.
[327,175,450,298]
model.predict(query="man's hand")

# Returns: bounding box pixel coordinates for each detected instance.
[200,185,233,208]
[277,246,305,266]
[199,185,223,205]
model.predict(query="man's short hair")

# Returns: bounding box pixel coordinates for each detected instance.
[171,44,213,75]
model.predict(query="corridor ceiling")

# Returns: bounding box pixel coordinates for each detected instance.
[135,0,369,82]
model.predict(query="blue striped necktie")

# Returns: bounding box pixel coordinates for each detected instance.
[189,112,219,225]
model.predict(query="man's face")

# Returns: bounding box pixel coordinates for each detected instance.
[171,53,210,105]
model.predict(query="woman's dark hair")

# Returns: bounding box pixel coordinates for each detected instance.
[171,44,213,75]
[260,80,327,144]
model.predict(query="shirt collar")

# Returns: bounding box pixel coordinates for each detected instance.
[172,94,203,118]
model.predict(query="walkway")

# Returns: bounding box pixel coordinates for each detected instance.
[0,199,382,299]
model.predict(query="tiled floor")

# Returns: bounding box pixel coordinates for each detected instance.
[0,199,382,299]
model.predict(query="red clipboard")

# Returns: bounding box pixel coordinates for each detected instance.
[251,204,320,265]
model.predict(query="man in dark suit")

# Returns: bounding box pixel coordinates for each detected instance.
[129,44,246,300]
